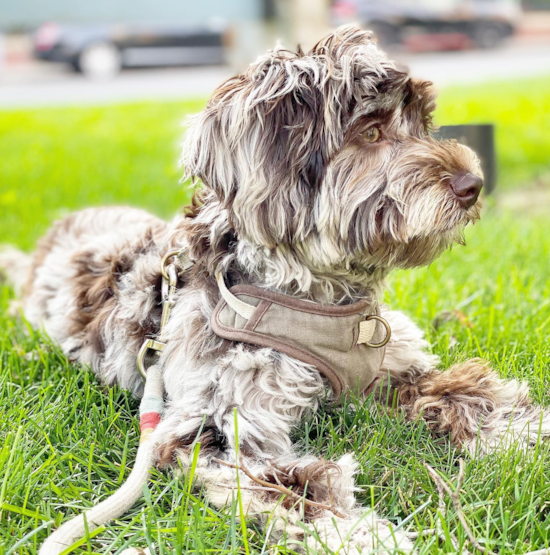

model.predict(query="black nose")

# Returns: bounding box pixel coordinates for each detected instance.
[450,172,483,209]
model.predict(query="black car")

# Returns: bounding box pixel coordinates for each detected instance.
[33,22,228,78]
[332,0,520,50]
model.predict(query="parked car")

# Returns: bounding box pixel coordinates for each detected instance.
[332,0,521,50]
[33,22,228,78]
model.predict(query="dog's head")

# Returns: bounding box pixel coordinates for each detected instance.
[183,26,482,280]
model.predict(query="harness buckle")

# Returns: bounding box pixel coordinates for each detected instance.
[137,338,166,379]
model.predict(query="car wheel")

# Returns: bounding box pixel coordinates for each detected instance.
[472,23,505,49]
[77,42,121,79]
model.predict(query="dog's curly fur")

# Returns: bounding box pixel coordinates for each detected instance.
[3,26,550,553]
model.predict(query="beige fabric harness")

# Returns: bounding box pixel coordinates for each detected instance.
[212,274,390,397]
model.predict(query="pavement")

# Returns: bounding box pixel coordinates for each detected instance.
[0,63,234,107]
[0,37,549,108]
[399,39,550,88]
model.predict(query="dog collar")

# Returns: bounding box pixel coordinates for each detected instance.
[212,273,390,398]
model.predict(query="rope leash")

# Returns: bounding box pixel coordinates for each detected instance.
[40,366,163,555]
[39,252,185,555]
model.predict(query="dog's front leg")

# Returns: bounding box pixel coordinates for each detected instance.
[379,307,550,454]
[152,346,412,553]
[155,445,413,553]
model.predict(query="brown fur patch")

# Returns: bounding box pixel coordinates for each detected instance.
[70,229,163,356]
[157,429,227,468]
[260,460,341,519]
[397,359,514,445]
[169,192,237,281]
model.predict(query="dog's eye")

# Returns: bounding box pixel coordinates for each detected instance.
[362,126,381,143]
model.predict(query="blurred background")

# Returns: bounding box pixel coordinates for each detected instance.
[0,0,549,247]
[1,0,550,103]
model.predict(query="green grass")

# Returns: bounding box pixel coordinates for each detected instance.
[0,99,204,251]
[1,77,550,554]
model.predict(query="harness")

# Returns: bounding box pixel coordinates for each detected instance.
[39,250,391,553]
[213,273,390,397]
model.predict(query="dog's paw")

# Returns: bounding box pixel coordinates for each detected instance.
[119,548,151,555]
[463,407,550,456]
[306,511,413,554]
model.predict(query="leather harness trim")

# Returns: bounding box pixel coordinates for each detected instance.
[224,284,375,316]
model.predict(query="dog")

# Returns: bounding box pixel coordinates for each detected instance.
[2,26,550,553]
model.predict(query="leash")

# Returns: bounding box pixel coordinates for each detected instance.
[39,251,186,555]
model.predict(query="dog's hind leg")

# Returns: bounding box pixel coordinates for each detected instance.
[0,246,32,316]
[0,246,32,295]
[378,307,550,455]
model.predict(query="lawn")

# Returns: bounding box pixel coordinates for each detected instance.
[1,75,550,554]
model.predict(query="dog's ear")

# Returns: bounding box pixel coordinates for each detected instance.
[401,78,436,136]
[182,26,390,247]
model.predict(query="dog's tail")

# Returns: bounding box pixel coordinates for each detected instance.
[0,246,32,296]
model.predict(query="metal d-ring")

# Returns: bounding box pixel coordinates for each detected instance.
[137,338,166,379]
[364,315,391,348]
[160,250,183,280]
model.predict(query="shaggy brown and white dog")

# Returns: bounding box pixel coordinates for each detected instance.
[2,26,550,553]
